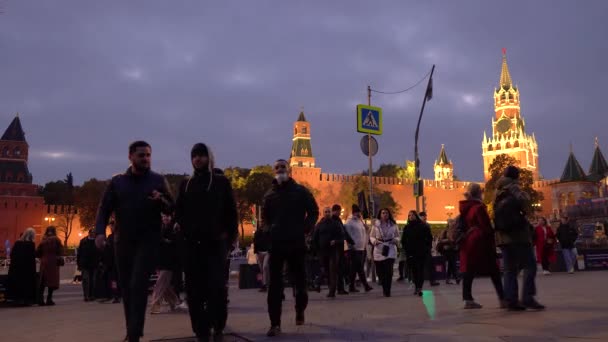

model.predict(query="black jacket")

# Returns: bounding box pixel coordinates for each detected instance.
[313,217,345,253]
[556,223,579,249]
[175,170,238,244]
[253,227,271,253]
[77,237,99,270]
[401,220,433,258]
[95,168,174,240]
[262,178,319,249]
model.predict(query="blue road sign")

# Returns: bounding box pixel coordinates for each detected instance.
[356,105,383,135]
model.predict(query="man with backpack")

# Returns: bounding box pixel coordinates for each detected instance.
[493,166,545,311]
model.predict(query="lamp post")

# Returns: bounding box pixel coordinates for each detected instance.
[444,205,455,219]
[44,216,55,226]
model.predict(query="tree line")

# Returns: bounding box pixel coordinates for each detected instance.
[40,156,539,246]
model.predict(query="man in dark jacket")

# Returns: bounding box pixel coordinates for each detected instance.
[313,207,345,298]
[494,166,544,311]
[77,229,99,302]
[419,212,440,287]
[175,143,238,342]
[262,159,319,337]
[556,216,579,274]
[332,204,355,295]
[95,141,174,342]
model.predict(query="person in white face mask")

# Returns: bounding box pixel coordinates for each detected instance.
[262,159,319,337]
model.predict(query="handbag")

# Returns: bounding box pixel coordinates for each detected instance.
[378,224,391,257]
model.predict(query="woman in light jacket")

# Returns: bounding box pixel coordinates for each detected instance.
[369,208,400,297]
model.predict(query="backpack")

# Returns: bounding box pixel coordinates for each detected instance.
[493,192,526,232]
[449,215,468,245]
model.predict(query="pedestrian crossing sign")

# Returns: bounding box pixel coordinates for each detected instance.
[357,104,383,135]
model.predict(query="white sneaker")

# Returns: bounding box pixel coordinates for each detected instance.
[568,268,575,274]
[542,270,551,275]
[177,301,188,310]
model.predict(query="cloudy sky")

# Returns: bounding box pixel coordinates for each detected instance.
[1,0,607,185]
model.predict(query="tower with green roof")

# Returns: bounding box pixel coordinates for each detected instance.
[289,109,315,168]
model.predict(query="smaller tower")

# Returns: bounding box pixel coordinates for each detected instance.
[588,137,608,182]
[289,109,315,168]
[434,144,454,182]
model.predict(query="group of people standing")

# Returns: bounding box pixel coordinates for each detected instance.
[6,226,64,307]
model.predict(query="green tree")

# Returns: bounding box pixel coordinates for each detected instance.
[76,178,109,230]
[225,167,253,244]
[244,168,274,206]
[337,176,400,217]
[43,173,77,245]
[482,154,543,218]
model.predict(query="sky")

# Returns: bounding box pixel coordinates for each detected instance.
[1,0,607,185]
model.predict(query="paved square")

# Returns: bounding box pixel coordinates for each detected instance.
[1,271,607,341]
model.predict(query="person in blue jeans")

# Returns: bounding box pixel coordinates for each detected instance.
[493,166,545,311]
[556,216,579,273]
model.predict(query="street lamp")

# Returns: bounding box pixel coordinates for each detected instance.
[44,216,55,225]
[444,205,455,219]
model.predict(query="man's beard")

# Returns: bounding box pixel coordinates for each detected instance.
[133,163,150,173]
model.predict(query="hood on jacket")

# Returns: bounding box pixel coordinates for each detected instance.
[459,199,483,217]
[186,143,216,191]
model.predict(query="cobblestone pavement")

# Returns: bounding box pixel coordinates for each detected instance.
[0,271,607,341]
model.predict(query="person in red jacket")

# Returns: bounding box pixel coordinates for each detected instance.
[534,217,556,275]
[458,183,505,309]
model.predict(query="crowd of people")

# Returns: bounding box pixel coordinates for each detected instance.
[4,141,581,342]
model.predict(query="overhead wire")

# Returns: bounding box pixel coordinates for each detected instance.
[370,69,432,94]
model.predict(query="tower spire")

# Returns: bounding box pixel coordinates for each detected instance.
[499,48,513,88]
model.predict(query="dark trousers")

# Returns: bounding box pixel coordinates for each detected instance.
[462,271,504,301]
[321,248,340,295]
[541,253,550,271]
[445,252,459,281]
[409,256,426,290]
[425,253,436,284]
[501,244,537,305]
[348,250,369,290]
[268,246,308,327]
[337,251,349,292]
[398,260,406,279]
[115,235,158,340]
[37,276,54,304]
[374,258,395,296]
[184,242,229,336]
[82,268,97,300]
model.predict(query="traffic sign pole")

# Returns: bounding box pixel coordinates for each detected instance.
[367,85,374,221]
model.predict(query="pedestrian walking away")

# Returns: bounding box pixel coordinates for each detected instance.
[36,226,63,306]
[262,159,319,337]
[458,183,505,309]
[6,228,37,306]
[150,213,181,314]
[494,166,545,312]
[312,207,345,298]
[95,141,174,342]
[78,229,100,302]
[175,143,239,342]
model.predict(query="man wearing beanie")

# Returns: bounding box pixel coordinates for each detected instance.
[262,159,319,337]
[175,143,238,342]
[95,141,174,342]
[344,205,373,293]
[494,165,545,311]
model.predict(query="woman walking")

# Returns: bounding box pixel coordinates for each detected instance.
[436,219,460,285]
[459,183,505,309]
[36,226,63,306]
[401,210,432,296]
[535,217,556,275]
[7,228,37,306]
[370,208,400,297]
[150,213,180,314]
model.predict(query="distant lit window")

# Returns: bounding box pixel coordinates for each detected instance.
[14,147,21,156]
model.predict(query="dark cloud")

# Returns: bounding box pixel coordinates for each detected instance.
[1,0,607,184]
